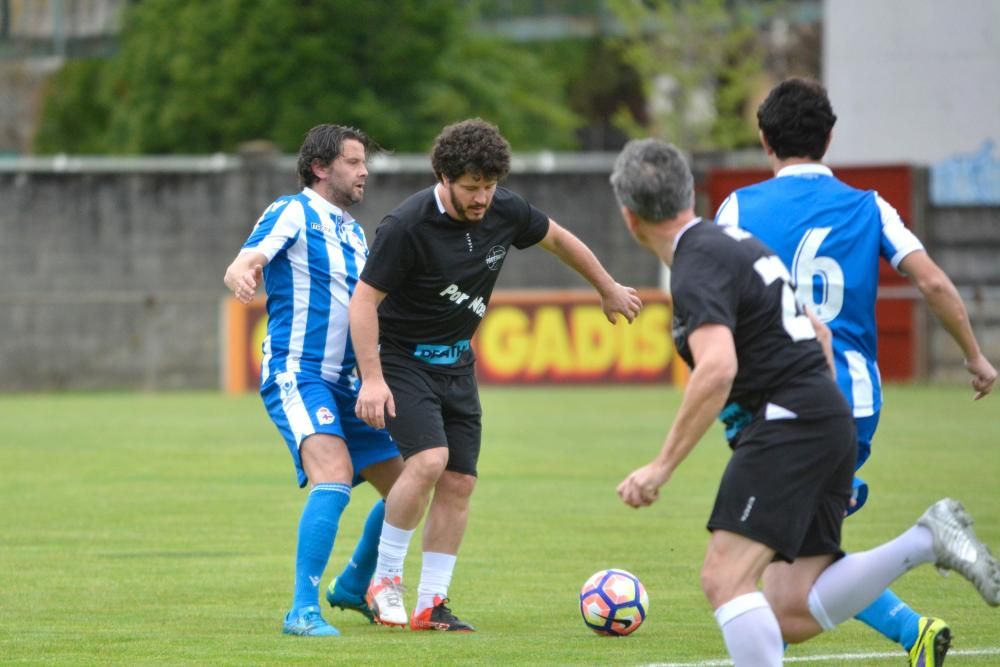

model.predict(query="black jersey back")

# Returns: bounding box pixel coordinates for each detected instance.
[361,185,550,373]
[670,220,850,425]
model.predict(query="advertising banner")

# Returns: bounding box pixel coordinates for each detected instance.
[223,289,683,392]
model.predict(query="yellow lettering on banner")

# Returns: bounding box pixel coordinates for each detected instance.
[570,306,617,376]
[527,306,574,378]
[618,304,671,376]
[477,306,531,379]
[251,312,268,374]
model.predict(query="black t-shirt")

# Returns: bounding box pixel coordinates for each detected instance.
[670,220,850,439]
[361,185,550,374]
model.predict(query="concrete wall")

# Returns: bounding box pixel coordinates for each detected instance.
[0,155,659,391]
[2,156,996,391]
[922,205,1000,381]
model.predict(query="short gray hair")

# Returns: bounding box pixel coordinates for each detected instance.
[609,139,694,223]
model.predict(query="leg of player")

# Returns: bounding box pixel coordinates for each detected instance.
[410,470,477,632]
[282,435,354,637]
[326,457,405,622]
[367,447,448,627]
[704,530,786,666]
[773,499,1000,645]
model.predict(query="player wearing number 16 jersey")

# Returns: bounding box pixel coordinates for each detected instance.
[715,77,997,667]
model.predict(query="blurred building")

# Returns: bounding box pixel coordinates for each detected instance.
[0,0,124,154]
[824,0,1000,170]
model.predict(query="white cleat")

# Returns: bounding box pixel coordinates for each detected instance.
[917,498,1000,606]
[366,576,409,627]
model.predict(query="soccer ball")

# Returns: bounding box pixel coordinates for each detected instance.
[579,568,649,636]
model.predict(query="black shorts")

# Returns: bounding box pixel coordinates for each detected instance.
[382,358,482,477]
[707,412,857,562]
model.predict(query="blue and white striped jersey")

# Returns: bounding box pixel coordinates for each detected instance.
[241,187,369,385]
[715,164,924,417]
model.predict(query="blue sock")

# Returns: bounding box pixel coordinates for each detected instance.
[335,498,386,597]
[292,482,351,612]
[854,588,922,650]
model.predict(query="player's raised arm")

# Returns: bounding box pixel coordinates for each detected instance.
[537,219,642,324]
[349,279,395,429]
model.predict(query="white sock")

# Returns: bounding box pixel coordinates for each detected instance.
[374,522,415,581]
[808,525,934,628]
[714,592,783,667]
[416,551,457,612]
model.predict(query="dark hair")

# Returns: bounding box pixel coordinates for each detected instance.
[297,124,374,187]
[610,139,694,222]
[431,118,511,183]
[756,78,837,160]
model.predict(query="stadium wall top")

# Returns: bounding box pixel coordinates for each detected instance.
[0,152,618,174]
[0,149,767,174]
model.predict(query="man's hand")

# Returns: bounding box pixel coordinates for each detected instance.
[355,377,396,430]
[227,264,263,304]
[965,354,997,400]
[600,282,643,324]
[617,461,670,508]
[224,252,267,304]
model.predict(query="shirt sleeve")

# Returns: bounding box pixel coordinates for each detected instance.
[512,201,551,249]
[874,192,924,270]
[359,216,415,293]
[242,198,302,262]
[714,192,740,227]
[673,248,740,333]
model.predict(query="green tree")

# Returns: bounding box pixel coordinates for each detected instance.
[35,0,581,154]
[608,0,776,150]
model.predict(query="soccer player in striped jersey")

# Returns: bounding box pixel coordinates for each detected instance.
[715,78,997,667]
[224,124,404,637]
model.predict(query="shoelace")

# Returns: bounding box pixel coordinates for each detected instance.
[382,580,406,607]
[302,610,324,625]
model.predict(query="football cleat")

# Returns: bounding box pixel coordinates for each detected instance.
[326,577,375,623]
[917,498,1000,606]
[908,617,951,667]
[410,596,475,632]
[366,576,408,627]
[282,605,340,637]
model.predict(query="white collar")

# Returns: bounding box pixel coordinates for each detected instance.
[672,216,703,253]
[302,187,354,222]
[433,183,448,214]
[776,163,833,178]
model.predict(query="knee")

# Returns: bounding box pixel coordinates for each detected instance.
[407,448,449,486]
[436,471,477,503]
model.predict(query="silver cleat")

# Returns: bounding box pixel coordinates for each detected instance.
[917,498,1000,607]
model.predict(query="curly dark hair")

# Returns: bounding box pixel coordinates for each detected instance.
[757,78,837,161]
[431,119,511,183]
[297,124,375,187]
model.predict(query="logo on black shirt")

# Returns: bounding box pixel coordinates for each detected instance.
[486,245,506,271]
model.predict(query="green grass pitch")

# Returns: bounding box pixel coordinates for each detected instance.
[1,385,998,665]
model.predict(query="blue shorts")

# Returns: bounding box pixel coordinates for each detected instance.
[261,371,399,488]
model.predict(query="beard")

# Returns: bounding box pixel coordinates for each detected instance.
[448,184,489,223]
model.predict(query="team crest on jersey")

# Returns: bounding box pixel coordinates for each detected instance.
[485,245,506,271]
[316,406,336,425]
[344,226,367,254]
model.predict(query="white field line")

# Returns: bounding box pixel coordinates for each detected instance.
[643,646,1000,666]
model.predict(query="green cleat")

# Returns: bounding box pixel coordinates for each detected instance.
[326,577,376,623]
[908,617,951,667]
